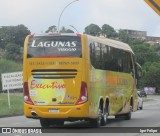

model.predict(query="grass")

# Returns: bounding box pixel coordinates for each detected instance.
[0,93,23,117]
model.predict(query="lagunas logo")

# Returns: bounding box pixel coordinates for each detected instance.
[31,40,78,51]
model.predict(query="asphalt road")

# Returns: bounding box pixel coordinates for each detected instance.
[0,95,160,136]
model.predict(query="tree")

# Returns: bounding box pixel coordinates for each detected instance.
[0,25,30,48]
[45,25,57,33]
[84,24,101,36]
[60,26,74,33]
[101,24,117,38]
[45,26,74,33]
[140,62,160,91]
[131,43,160,66]
[118,30,130,43]
[14,25,30,46]
[0,25,30,62]
[5,43,21,61]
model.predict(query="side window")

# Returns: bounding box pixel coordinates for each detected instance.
[90,42,95,67]
[95,42,100,61]
[90,42,103,69]
[101,44,107,69]
[117,49,123,72]
[110,48,118,71]
[89,41,133,74]
[130,53,134,74]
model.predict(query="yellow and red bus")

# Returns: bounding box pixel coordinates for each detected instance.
[23,33,140,127]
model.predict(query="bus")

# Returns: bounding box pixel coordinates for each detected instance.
[23,33,141,127]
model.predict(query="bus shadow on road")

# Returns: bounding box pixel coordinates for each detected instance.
[48,117,126,129]
[41,118,128,133]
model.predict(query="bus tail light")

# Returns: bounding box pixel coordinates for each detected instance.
[76,81,88,105]
[23,82,34,105]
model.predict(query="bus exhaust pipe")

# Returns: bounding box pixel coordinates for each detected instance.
[31,111,37,117]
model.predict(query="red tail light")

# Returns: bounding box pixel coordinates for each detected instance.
[23,82,34,105]
[76,34,81,37]
[29,34,35,38]
[76,81,88,105]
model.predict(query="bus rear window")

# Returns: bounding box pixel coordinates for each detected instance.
[27,36,82,58]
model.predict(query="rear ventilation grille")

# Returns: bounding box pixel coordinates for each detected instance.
[31,69,77,79]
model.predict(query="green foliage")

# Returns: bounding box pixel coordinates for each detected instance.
[101,24,117,38]
[118,30,130,43]
[45,25,57,33]
[45,25,74,33]
[85,23,117,38]
[0,93,23,116]
[0,25,30,62]
[4,43,22,61]
[140,62,160,89]
[0,59,22,90]
[60,26,74,33]
[0,25,30,48]
[131,44,160,66]
[85,24,101,36]
[14,25,30,46]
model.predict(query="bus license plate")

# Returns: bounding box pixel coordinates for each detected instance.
[48,108,59,113]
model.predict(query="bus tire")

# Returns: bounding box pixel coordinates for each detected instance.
[54,120,64,126]
[40,118,50,127]
[124,106,132,120]
[115,115,121,119]
[90,108,102,128]
[101,105,108,126]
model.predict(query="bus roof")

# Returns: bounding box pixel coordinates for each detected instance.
[33,33,79,37]
[86,34,134,54]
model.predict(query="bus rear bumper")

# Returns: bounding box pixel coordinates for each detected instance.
[24,102,89,119]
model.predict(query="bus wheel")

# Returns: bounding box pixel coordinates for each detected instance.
[40,118,50,127]
[101,106,108,126]
[90,108,102,128]
[124,106,132,120]
[52,120,64,126]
